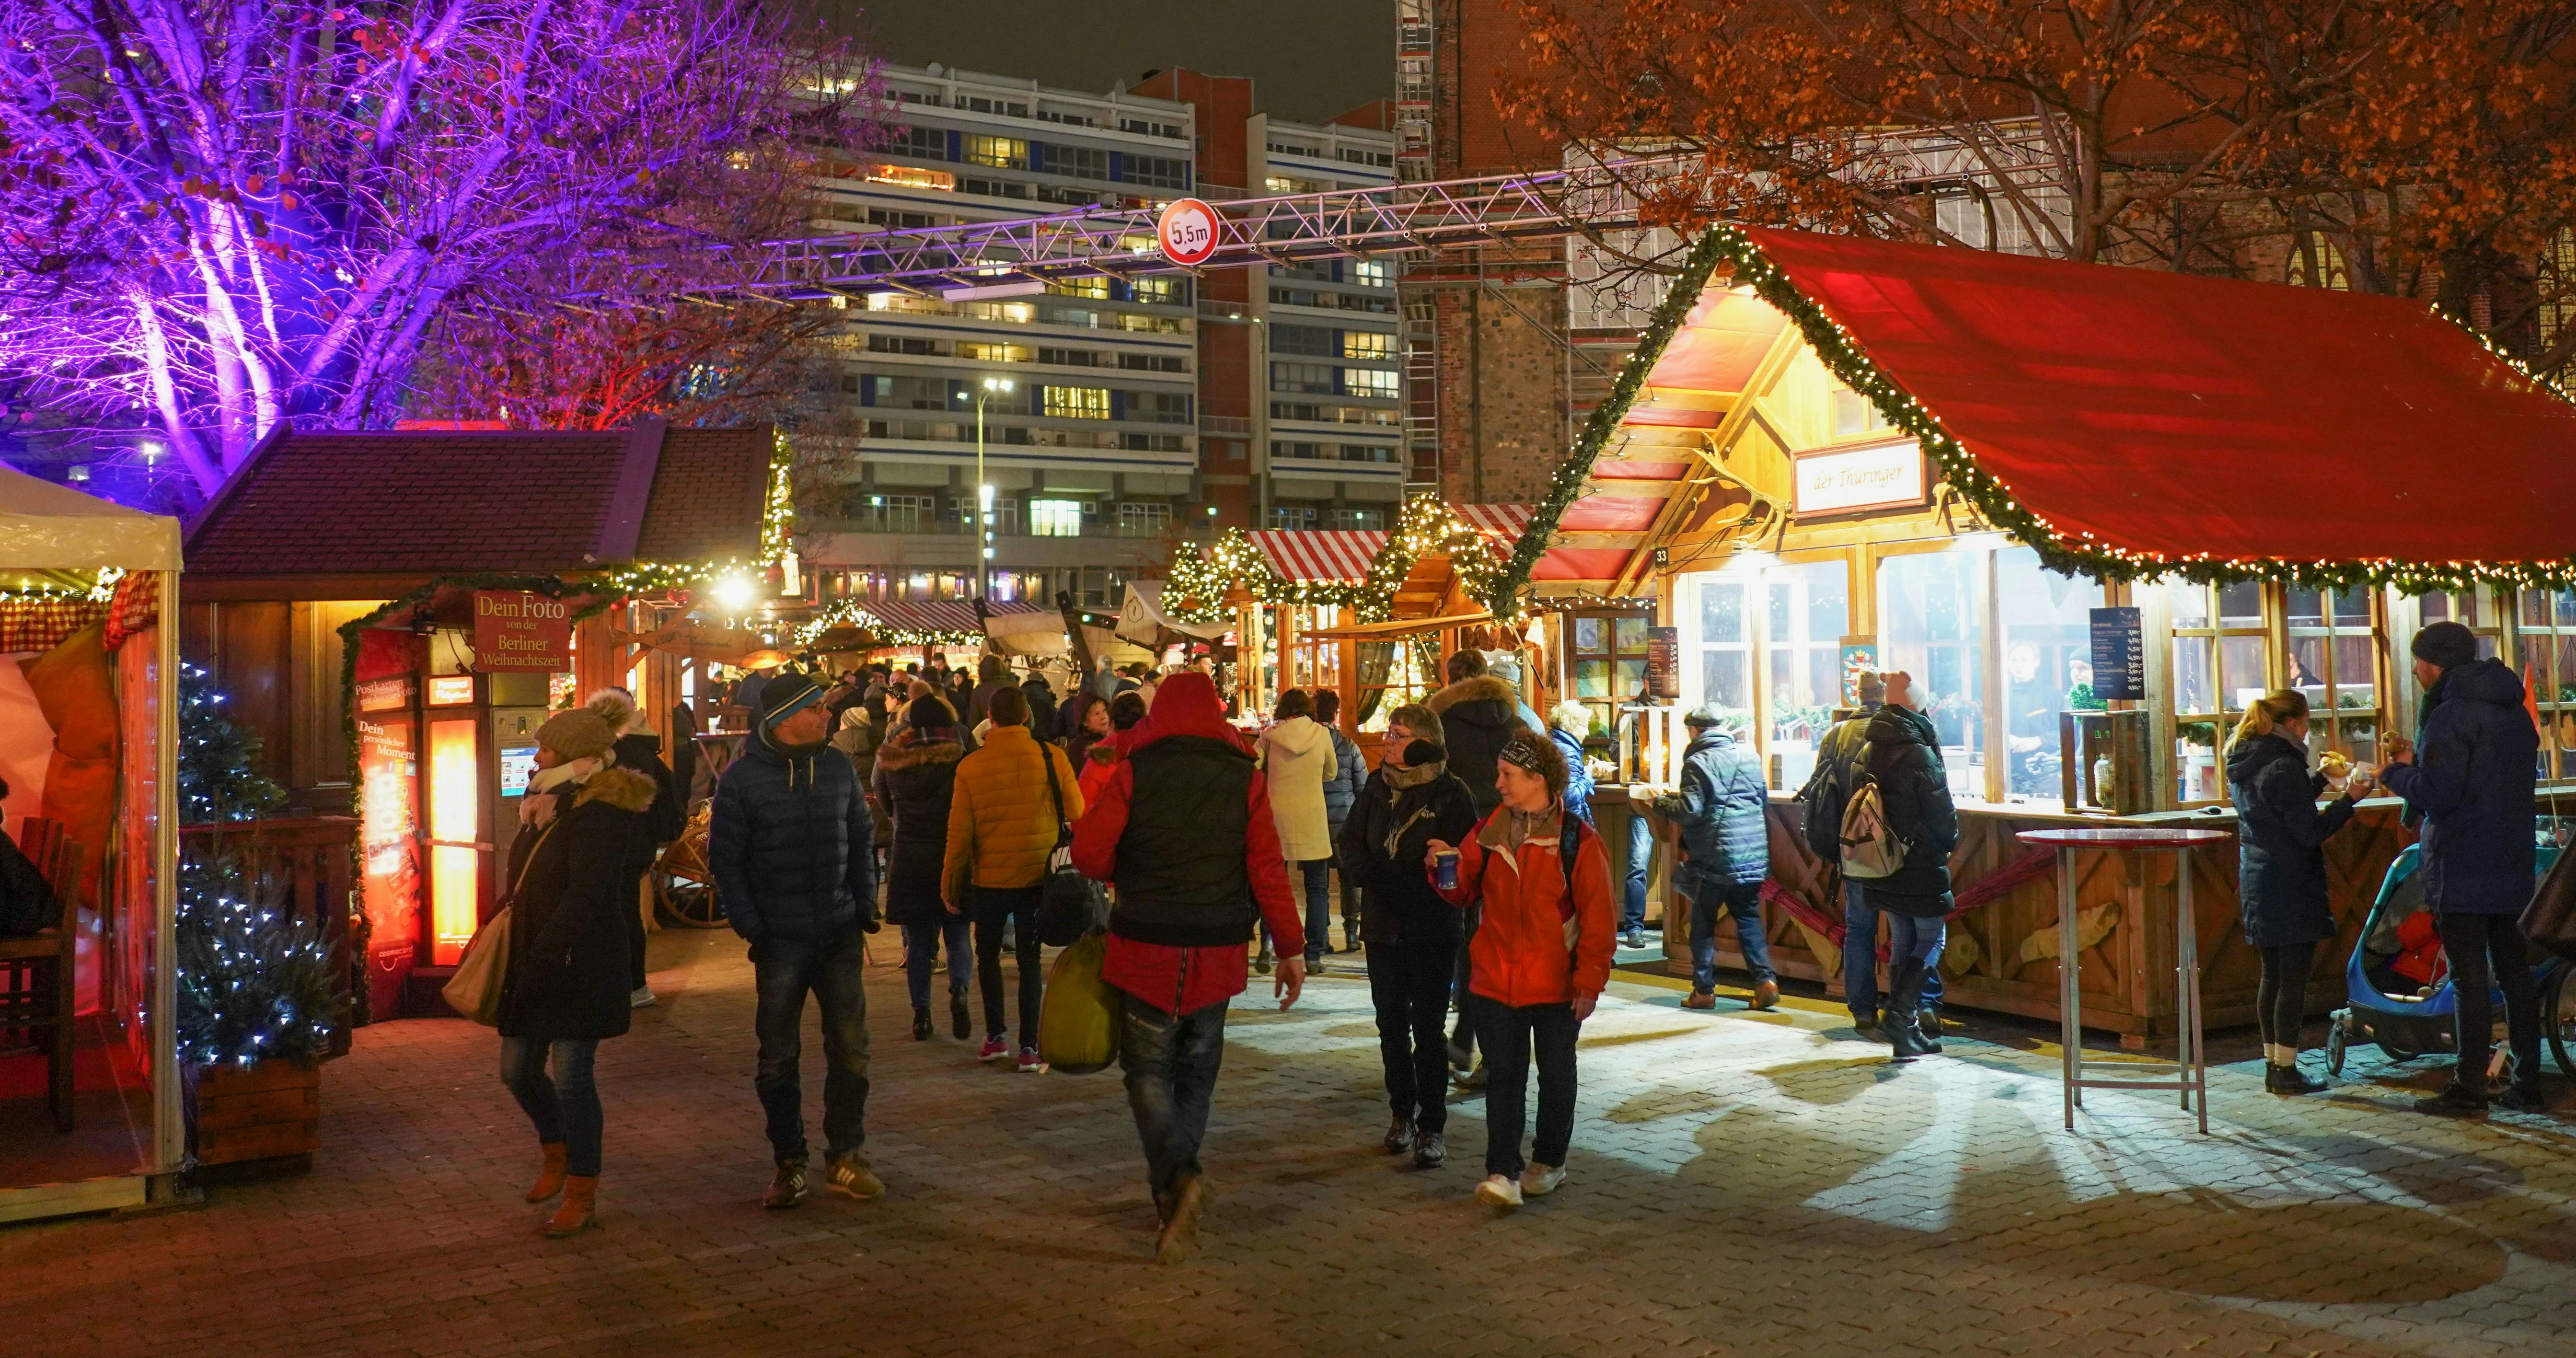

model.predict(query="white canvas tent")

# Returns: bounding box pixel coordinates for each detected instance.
[0,465,184,1223]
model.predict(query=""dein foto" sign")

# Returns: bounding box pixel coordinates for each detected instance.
[472,590,572,673]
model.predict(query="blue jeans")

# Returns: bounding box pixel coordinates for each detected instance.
[500,1037,602,1176]
[1842,879,1945,1019]
[1119,997,1228,1199]
[1885,913,1946,1020]
[902,917,971,1012]
[751,931,871,1162]
[1473,995,1579,1178]
[1624,810,1652,933]
[1298,859,1332,960]
[1689,879,1777,991]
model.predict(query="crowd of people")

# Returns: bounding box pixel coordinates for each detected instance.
[470,619,2560,1255]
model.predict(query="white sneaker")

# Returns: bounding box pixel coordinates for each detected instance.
[1520,1163,1566,1197]
[629,986,657,1009]
[1475,1173,1523,1210]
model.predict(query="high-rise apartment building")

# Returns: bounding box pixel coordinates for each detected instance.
[795,63,1402,609]
[797,64,1202,610]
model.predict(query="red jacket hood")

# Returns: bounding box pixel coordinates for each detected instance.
[1129,671,1245,754]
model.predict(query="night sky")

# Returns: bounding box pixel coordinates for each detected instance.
[813,0,1398,124]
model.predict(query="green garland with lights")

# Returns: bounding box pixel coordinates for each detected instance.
[1164,498,1513,625]
[795,598,983,650]
[1488,229,1742,616]
[1488,224,2576,604]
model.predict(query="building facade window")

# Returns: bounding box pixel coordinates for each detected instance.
[1124,154,1188,188]
[1342,331,1394,360]
[1116,502,1171,534]
[1328,508,1386,531]
[1054,145,1111,180]
[1342,368,1399,399]
[1041,385,1110,418]
[890,126,947,160]
[1132,276,1190,307]
[1270,324,1338,357]
[1270,361,1338,395]
[1028,499,1085,536]
[1269,506,1317,530]
[962,135,1028,169]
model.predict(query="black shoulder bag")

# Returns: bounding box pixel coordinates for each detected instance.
[1031,744,1108,946]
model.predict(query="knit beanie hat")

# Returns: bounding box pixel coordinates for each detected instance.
[535,708,617,762]
[758,668,825,731]
[2410,621,2478,672]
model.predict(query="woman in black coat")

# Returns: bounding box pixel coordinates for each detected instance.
[873,695,971,1041]
[1337,711,1478,1169]
[495,704,655,1238]
[2227,689,2369,1095]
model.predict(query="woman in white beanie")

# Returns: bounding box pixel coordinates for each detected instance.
[495,693,658,1237]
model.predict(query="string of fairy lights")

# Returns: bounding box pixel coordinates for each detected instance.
[1697,225,2576,594]
[1163,497,1512,624]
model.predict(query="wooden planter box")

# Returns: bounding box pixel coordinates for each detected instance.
[192,1059,322,1167]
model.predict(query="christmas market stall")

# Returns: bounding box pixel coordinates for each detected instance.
[0,467,184,1223]
[178,419,781,1021]
[1511,223,2576,1044]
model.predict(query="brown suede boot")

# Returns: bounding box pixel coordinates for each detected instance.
[525,1142,568,1203]
[542,1175,599,1237]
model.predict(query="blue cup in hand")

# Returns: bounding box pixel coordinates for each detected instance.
[1434,849,1460,892]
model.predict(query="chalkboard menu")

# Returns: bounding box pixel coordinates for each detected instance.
[2090,607,2145,701]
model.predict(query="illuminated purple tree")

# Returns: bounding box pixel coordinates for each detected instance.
[0,1,868,497]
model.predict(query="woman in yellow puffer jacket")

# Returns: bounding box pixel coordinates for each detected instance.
[942,685,1084,1070]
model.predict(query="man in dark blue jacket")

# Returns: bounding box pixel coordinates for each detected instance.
[1658,705,1777,1012]
[710,670,882,1206]
[2380,622,2543,1115]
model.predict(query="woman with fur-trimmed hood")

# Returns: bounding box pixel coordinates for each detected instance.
[873,694,974,1042]
[1425,650,1535,817]
[494,692,660,1239]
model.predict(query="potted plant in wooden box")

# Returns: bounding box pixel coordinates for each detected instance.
[178,851,346,1170]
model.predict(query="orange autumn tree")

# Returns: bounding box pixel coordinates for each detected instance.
[1506,0,2576,373]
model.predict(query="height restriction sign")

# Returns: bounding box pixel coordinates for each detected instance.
[1156,197,1220,267]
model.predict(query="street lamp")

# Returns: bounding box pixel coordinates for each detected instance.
[973,376,1014,602]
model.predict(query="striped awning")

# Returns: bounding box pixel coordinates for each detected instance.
[861,599,1046,634]
[1453,504,1533,556]
[1248,529,1388,583]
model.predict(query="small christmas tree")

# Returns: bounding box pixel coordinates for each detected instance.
[174,665,339,1066]
[177,662,285,824]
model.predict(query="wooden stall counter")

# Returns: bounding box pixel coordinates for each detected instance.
[1677,792,2414,1049]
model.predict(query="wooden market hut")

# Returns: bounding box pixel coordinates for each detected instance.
[178,418,775,1020]
[1563,225,2576,1045]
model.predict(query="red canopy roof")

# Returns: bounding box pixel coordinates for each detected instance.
[1744,228,2576,576]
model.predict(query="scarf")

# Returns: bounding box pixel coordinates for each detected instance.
[1384,757,1444,789]
[519,757,600,829]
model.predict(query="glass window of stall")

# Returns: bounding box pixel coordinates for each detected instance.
[1876,548,1986,798]
[2168,580,2270,805]
[1762,560,1850,790]
[2520,587,2576,782]
[1568,607,1654,743]
[1996,547,2104,801]
[2284,584,2384,764]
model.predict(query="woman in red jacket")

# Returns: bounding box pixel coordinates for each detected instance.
[1426,729,1616,1211]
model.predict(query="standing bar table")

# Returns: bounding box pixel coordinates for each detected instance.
[2016,826,2234,1134]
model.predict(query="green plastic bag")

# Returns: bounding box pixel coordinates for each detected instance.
[1039,932,1122,1074]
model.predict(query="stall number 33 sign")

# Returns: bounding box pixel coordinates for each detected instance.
[1157,198,1220,267]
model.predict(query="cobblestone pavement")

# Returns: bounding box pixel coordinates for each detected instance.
[8,928,2575,1358]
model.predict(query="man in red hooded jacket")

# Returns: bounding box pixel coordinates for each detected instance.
[1072,670,1305,1264]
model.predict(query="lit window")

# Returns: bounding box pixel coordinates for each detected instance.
[1029,499,1086,536]
[962,135,1028,169]
[1042,385,1110,419]
[1342,332,1393,360]
[1342,368,1398,398]
[1048,277,1109,300]
[866,164,955,191]
[2288,232,2350,290]
[1351,260,1391,288]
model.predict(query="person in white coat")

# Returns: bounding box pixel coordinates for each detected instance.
[1259,689,1340,968]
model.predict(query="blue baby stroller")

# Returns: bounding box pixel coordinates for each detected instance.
[2325,842,2572,1080]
